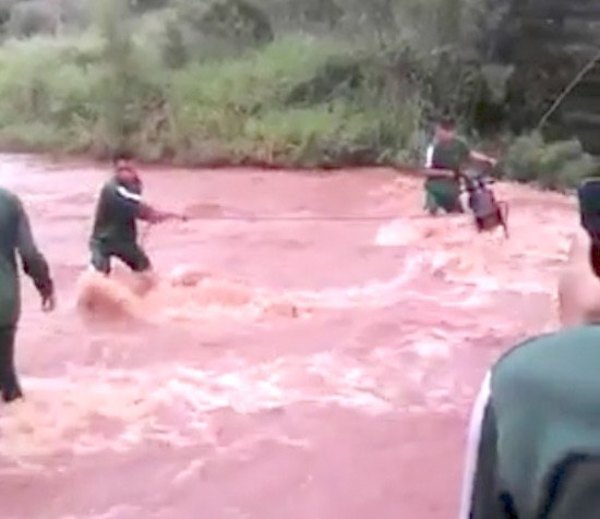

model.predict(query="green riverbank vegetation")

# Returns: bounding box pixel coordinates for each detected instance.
[0,0,597,187]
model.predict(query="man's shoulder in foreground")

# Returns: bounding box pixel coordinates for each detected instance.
[492,326,600,392]
[0,186,20,205]
[497,325,600,364]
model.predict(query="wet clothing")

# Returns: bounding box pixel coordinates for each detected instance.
[0,188,53,327]
[424,177,463,214]
[424,137,470,214]
[89,177,151,274]
[429,137,471,175]
[0,187,53,403]
[0,327,22,403]
[461,326,600,518]
[90,239,150,274]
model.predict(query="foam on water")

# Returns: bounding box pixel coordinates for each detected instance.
[74,254,428,325]
[73,207,565,332]
[0,159,585,519]
[375,218,422,247]
[33,190,569,480]
[0,338,465,467]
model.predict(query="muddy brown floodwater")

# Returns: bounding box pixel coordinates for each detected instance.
[0,155,577,518]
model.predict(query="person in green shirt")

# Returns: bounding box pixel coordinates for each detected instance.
[460,327,600,518]
[89,151,184,294]
[0,187,55,403]
[460,179,600,518]
[423,117,496,215]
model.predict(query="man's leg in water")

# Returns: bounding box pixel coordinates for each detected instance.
[437,190,463,214]
[133,269,158,296]
[0,327,23,403]
[115,243,157,296]
[90,240,111,275]
[425,192,440,215]
[424,181,440,215]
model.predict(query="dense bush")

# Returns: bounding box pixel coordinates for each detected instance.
[0,31,424,165]
[7,1,55,37]
[167,0,274,62]
[161,19,187,69]
[0,0,593,190]
[503,132,599,190]
[196,0,273,46]
[0,0,13,31]
[295,0,343,29]
[129,0,170,13]
[59,0,92,31]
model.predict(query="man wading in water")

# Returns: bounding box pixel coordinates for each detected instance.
[423,117,496,215]
[89,151,184,294]
[0,187,55,403]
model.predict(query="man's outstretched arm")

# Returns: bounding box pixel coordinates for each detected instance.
[115,184,185,224]
[470,150,497,166]
[15,199,55,310]
[138,204,186,224]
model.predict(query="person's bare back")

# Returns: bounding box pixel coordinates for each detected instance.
[558,227,600,326]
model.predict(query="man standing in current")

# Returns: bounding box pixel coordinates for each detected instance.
[0,187,55,403]
[423,117,497,215]
[89,151,184,294]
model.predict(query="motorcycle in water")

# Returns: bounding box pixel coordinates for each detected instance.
[461,167,509,238]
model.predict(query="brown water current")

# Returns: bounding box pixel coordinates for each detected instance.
[0,155,575,518]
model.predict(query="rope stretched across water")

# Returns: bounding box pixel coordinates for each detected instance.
[537,47,600,130]
[182,214,403,221]
[139,213,410,245]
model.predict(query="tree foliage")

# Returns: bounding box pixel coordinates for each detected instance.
[0,0,596,183]
[8,1,56,37]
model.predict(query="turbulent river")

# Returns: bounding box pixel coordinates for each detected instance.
[0,155,575,518]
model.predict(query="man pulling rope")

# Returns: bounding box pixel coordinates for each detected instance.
[88,151,186,295]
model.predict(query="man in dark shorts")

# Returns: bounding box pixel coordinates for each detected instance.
[460,179,600,518]
[89,152,184,292]
[423,117,496,215]
[0,187,55,403]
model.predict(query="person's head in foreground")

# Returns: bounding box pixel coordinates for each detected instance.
[460,179,600,518]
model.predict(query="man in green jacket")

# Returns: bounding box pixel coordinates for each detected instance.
[423,117,496,215]
[460,179,600,518]
[460,328,600,518]
[89,151,184,293]
[0,187,54,403]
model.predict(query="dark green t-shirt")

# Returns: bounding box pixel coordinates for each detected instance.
[91,177,143,246]
[430,137,470,175]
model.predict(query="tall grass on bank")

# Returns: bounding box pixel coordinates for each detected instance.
[0,25,425,166]
[0,0,595,189]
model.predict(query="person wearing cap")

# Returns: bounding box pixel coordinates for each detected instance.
[423,117,497,215]
[460,178,600,518]
[0,187,55,403]
[89,151,184,294]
